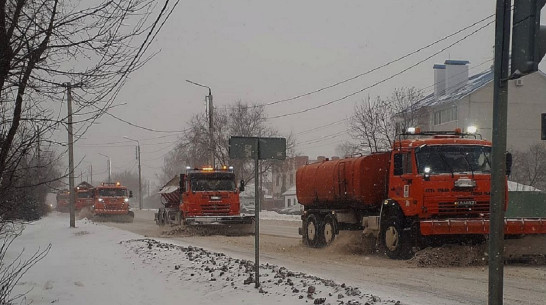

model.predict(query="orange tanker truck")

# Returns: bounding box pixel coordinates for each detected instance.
[156,166,254,234]
[297,128,546,259]
[91,181,134,222]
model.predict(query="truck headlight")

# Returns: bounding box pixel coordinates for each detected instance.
[124,198,129,202]
[98,198,104,202]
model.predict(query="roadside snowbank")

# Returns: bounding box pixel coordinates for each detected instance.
[7,213,400,305]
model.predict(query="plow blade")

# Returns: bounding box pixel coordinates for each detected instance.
[92,211,135,223]
[420,218,546,236]
[185,215,255,236]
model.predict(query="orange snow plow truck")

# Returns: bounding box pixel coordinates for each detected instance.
[75,181,94,211]
[155,166,254,234]
[56,189,70,212]
[297,129,546,259]
[91,182,134,222]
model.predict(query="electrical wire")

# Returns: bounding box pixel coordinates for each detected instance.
[225,13,495,110]
[267,20,494,120]
[295,63,495,149]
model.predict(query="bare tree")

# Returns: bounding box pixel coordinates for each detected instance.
[350,87,423,153]
[0,222,51,305]
[335,141,361,158]
[160,101,295,187]
[1,0,178,202]
[510,143,546,191]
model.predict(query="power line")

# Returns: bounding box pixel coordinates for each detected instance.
[295,63,495,150]
[71,91,189,134]
[268,20,494,120]
[227,13,495,110]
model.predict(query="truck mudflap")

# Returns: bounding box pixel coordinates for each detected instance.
[420,218,546,236]
[184,215,254,225]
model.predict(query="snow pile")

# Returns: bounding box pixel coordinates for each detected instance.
[508,181,542,192]
[7,213,401,305]
[409,244,487,268]
[123,238,401,305]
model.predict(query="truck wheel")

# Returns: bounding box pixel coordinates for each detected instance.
[322,215,336,246]
[304,214,321,248]
[381,214,413,259]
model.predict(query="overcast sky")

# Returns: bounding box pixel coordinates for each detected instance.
[58,0,546,189]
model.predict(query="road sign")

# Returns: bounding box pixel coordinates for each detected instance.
[229,137,286,160]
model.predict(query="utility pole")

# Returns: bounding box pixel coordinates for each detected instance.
[208,88,214,168]
[124,136,142,209]
[90,164,93,184]
[186,80,215,167]
[98,153,111,182]
[66,82,76,228]
[489,1,511,304]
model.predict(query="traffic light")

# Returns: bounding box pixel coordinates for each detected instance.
[511,0,546,77]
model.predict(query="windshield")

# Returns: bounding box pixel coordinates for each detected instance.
[77,192,93,199]
[415,145,491,174]
[190,173,236,192]
[98,188,127,197]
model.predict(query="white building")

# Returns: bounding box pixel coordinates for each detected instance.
[281,186,297,208]
[411,60,546,152]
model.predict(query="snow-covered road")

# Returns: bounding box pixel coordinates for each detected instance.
[7,212,546,305]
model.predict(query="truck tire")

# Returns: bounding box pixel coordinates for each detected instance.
[381,214,413,259]
[322,214,336,246]
[304,214,321,248]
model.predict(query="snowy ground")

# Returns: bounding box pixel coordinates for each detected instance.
[6,213,402,305]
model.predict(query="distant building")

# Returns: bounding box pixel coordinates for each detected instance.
[282,186,297,208]
[408,60,546,151]
[271,156,310,206]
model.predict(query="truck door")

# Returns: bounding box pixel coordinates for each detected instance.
[389,152,415,213]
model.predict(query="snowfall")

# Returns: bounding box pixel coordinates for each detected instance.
[4,212,404,305]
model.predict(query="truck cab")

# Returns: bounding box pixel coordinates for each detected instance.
[380,129,499,258]
[92,182,132,217]
[180,167,242,222]
[389,130,496,220]
[75,182,94,210]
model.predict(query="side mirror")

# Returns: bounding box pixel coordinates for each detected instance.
[506,152,513,176]
[423,167,431,181]
[393,154,403,176]
[239,179,245,192]
[179,174,186,193]
[129,191,133,198]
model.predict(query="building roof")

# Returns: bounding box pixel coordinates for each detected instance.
[413,69,493,109]
[414,69,546,110]
[445,60,470,65]
[282,185,296,196]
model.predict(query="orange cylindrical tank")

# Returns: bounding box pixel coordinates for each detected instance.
[296,152,390,208]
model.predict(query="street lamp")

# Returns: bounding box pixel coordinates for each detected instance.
[123,136,142,210]
[186,79,215,168]
[98,153,111,183]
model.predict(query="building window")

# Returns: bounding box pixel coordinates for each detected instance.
[276,176,280,187]
[287,198,291,206]
[290,173,294,185]
[433,106,457,125]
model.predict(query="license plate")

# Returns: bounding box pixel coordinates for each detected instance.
[455,200,476,207]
